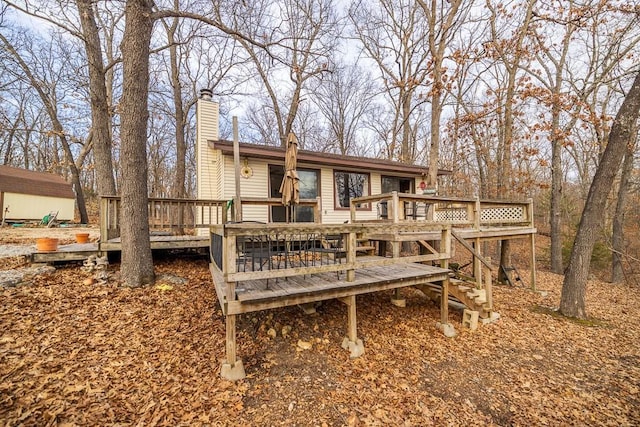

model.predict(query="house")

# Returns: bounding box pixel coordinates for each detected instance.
[0,165,75,222]
[196,94,450,224]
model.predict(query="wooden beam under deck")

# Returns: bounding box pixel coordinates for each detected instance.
[32,235,210,263]
[99,235,209,251]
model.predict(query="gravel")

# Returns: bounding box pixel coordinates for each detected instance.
[0,244,35,259]
[0,243,48,287]
[0,265,56,287]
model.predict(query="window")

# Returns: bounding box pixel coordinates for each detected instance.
[334,171,370,209]
[382,176,413,194]
[269,165,319,222]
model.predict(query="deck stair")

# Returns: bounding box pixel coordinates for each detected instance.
[416,276,492,318]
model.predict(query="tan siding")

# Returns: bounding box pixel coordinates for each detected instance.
[196,99,219,200]
[4,193,75,221]
[222,155,269,221]
[320,169,383,223]
[196,99,220,234]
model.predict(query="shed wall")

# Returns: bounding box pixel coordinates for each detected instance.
[3,193,75,221]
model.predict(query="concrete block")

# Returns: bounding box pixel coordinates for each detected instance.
[299,302,316,315]
[390,297,406,308]
[342,337,365,358]
[462,309,479,331]
[436,322,457,338]
[480,311,501,325]
[220,360,245,381]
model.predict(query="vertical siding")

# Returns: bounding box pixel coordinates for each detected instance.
[196,99,220,233]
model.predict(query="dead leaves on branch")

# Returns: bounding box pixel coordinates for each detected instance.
[1,260,639,425]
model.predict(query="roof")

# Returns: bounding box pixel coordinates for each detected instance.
[211,140,452,177]
[0,165,75,199]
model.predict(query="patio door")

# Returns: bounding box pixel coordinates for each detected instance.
[269,165,319,222]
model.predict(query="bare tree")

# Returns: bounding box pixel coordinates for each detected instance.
[4,0,120,197]
[561,70,640,318]
[0,29,90,223]
[349,0,431,163]
[225,0,338,147]
[76,0,118,196]
[119,0,154,287]
[416,0,471,190]
[611,130,637,283]
[310,61,376,155]
[486,0,536,281]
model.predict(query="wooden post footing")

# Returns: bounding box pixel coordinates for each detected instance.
[221,360,245,381]
[436,321,457,338]
[341,337,365,358]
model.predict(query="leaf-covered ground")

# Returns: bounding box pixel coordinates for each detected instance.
[1,254,639,426]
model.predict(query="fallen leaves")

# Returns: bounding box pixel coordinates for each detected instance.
[0,256,639,425]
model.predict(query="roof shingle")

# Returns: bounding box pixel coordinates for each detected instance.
[0,165,75,199]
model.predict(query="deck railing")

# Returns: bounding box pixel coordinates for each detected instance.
[350,192,534,229]
[100,196,230,240]
[210,222,451,285]
[99,196,322,241]
[232,197,322,223]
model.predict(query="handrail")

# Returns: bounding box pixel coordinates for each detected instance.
[100,196,230,241]
[210,222,452,284]
[350,192,534,228]
[451,229,494,271]
[99,196,323,241]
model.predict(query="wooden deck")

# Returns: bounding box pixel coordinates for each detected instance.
[32,242,100,263]
[209,208,537,380]
[31,235,209,263]
[211,256,450,314]
[99,235,209,251]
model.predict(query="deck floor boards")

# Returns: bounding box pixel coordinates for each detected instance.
[235,258,449,304]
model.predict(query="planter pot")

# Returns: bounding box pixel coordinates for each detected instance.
[36,237,58,252]
[75,233,90,244]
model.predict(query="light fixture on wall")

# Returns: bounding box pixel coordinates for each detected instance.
[240,158,253,178]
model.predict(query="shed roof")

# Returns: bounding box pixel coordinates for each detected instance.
[0,165,75,199]
[211,140,452,177]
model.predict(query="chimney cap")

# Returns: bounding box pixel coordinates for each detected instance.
[200,88,213,100]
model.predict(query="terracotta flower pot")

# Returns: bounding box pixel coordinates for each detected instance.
[75,233,90,244]
[36,237,58,252]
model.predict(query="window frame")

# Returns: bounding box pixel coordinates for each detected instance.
[268,164,320,222]
[333,170,371,211]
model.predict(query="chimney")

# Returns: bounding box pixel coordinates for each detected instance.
[196,89,219,202]
[199,88,213,101]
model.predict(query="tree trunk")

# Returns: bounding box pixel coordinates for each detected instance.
[611,134,636,283]
[561,70,640,317]
[119,0,155,287]
[58,134,89,224]
[550,105,564,274]
[167,18,186,200]
[76,0,117,197]
[428,79,441,191]
[401,91,412,163]
[166,11,186,231]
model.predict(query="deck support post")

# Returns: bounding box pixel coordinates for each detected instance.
[391,288,406,307]
[436,267,456,337]
[391,241,400,258]
[339,295,364,358]
[530,233,537,291]
[346,232,356,282]
[221,313,245,380]
[473,238,481,287]
[220,227,245,380]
